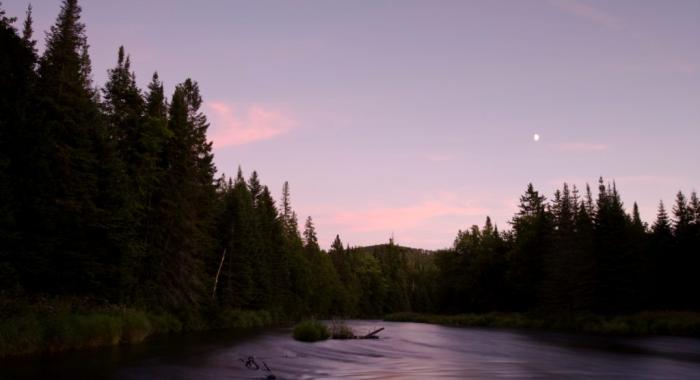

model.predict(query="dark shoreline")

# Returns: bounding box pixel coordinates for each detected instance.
[0,307,278,358]
[383,311,700,338]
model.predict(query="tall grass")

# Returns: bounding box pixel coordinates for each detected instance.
[0,306,281,357]
[0,308,186,357]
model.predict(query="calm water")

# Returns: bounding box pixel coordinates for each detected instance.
[3,320,700,379]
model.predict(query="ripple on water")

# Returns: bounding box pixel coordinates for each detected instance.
[3,321,700,379]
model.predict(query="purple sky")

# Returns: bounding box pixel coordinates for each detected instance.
[6,0,699,249]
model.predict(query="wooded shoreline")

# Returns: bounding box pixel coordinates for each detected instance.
[0,304,278,358]
[384,312,700,337]
[4,309,700,358]
[2,0,700,361]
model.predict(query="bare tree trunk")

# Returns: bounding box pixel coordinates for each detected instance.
[212,249,226,298]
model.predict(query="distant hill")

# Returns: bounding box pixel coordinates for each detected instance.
[348,243,435,256]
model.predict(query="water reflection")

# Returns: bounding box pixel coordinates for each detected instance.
[2,321,700,379]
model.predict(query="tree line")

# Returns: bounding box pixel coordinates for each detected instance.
[1,2,698,325]
[434,182,700,315]
[0,0,430,322]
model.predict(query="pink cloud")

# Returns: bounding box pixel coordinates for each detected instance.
[548,0,623,30]
[330,198,489,233]
[206,101,296,147]
[556,142,609,152]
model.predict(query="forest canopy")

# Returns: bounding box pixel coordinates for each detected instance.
[1,1,699,329]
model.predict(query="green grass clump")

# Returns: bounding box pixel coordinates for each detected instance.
[0,314,43,355]
[149,312,183,334]
[293,320,330,342]
[218,309,274,329]
[43,313,122,351]
[120,310,153,343]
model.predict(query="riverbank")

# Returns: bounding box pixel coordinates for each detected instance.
[0,300,278,358]
[384,311,700,337]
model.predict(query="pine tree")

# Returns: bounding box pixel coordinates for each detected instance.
[672,191,694,309]
[0,3,28,291]
[508,183,550,310]
[141,78,216,311]
[631,202,645,232]
[593,178,636,313]
[21,0,133,297]
[21,4,36,58]
[570,192,596,311]
[255,185,290,308]
[543,183,577,311]
[103,46,144,144]
[330,235,344,254]
[584,183,595,216]
[653,201,671,235]
[248,171,262,198]
[650,200,674,308]
[672,191,692,234]
[303,216,319,250]
[145,72,168,118]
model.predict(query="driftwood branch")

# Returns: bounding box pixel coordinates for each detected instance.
[363,327,384,339]
[212,249,226,298]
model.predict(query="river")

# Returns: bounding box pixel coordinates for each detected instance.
[3,320,700,379]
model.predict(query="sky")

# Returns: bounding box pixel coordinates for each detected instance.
[5,0,699,249]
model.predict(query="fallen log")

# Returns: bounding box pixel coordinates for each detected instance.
[361,327,384,339]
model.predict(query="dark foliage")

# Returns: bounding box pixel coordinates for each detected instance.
[1,2,697,330]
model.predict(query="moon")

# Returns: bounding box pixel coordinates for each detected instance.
[533,133,540,142]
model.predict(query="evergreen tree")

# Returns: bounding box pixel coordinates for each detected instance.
[650,200,674,308]
[672,191,694,309]
[508,183,551,310]
[592,178,636,313]
[0,2,28,291]
[21,4,36,58]
[141,78,216,312]
[303,216,319,250]
[248,171,262,205]
[255,185,290,309]
[570,192,596,311]
[672,191,692,234]
[543,183,577,311]
[631,202,645,233]
[19,0,131,297]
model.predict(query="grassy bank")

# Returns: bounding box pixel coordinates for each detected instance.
[384,311,700,337]
[0,301,279,358]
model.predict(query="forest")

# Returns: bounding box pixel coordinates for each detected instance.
[1,1,699,354]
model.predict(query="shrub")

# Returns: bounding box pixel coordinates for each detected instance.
[293,320,330,342]
[121,310,153,343]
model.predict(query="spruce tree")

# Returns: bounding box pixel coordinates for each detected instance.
[508,183,550,310]
[21,4,36,59]
[650,200,674,308]
[23,0,131,297]
[303,216,319,250]
[672,191,694,308]
[0,3,27,291]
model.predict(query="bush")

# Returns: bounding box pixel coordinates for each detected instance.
[120,310,153,343]
[0,315,43,355]
[149,312,183,334]
[293,320,330,342]
[218,309,275,329]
